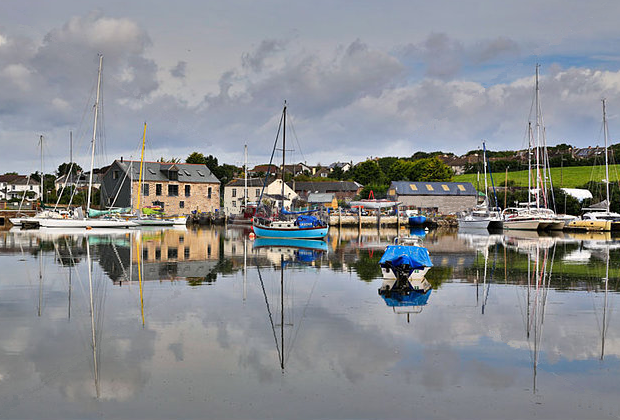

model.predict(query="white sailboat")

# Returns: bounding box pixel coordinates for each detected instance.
[37,55,136,229]
[503,66,562,231]
[568,99,620,231]
[458,141,503,230]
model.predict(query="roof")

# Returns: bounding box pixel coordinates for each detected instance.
[113,160,220,184]
[294,181,362,193]
[0,174,40,185]
[307,193,335,203]
[226,178,267,187]
[390,181,477,196]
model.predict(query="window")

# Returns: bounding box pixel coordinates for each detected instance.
[142,249,148,260]
[409,184,418,191]
[207,245,211,256]
[441,185,450,191]
[156,184,162,196]
[179,201,184,208]
[457,184,466,191]
[233,201,236,207]
[143,184,149,196]
[113,170,119,179]
[185,185,190,197]
[155,248,161,260]
[426,184,434,191]
[208,187,212,198]
[168,185,179,196]
[30,185,33,190]
[167,247,178,259]
[169,170,178,181]
[179,235,184,243]
[184,247,190,259]
[232,188,236,198]
[197,170,204,177]
[256,188,260,197]
[388,189,395,195]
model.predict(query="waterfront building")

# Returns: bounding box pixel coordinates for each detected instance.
[387,181,477,215]
[0,174,41,202]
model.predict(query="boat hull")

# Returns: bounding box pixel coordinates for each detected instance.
[503,219,540,230]
[567,220,611,232]
[458,219,490,229]
[253,237,328,252]
[381,266,430,281]
[408,216,426,226]
[252,224,328,239]
[37,218,137,228]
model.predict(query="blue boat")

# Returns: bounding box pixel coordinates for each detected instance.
[379,241,433,281]
[408,215,427,226]
[380,288,432,308]
[253,215,329,239]
[252,102,330,239]
[253,237,328,252]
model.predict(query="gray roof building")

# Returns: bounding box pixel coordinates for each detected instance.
[388,181,477,215]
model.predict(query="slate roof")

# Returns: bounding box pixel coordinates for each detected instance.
[226,178,269,187]
[0,175,40,185]
[390,181,477,196]
[112,160,220,183]
[293,181,362,193]
[308,193,335,203]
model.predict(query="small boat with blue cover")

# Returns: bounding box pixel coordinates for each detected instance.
[379,236,433,281]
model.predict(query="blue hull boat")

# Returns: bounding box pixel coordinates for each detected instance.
[253,237,328,252]
[252,224,328,239]
[408,215,426,226]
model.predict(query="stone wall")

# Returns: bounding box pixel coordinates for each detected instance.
[132,180,220,214]
[397,195,477,215]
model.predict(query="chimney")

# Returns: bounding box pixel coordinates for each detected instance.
[120,156,123,162]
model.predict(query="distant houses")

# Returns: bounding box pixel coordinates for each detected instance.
[100,159,220,214]
[0,174,41,202]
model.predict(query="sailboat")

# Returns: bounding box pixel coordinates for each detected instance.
[502,66,563,231]
[568,99,620,231]
[252,102,328,239]
[458,141,503,230]
[36,55,135,229]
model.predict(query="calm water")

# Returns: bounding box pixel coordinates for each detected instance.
[0,226,619,420]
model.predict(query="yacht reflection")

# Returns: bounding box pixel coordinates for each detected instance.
[378,277,432,322]
[252,237,327,265]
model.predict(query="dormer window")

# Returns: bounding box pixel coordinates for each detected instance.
[168,169,178,181]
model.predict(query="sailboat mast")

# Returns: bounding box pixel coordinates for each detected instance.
[40,135,44,205]
[535,65,541,209]
[244,144,248,208]
[137,122,147,214]
[86,54,103,214]
[281,102,287,210]
[528,122,532,207]
[603,99,611,213]
[483,141,488,205]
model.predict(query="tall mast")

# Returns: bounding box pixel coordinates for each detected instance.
[137,122,147,214]
[603,99,611,213]
[40,135,44,205]
[534,65,541,209]
[482,141,488,206]
[281,101,287,210]
[244,144,248,208]
[86,54,103,214]
[528,122,532,207]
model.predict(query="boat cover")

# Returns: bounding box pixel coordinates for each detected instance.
[296,215,323,228]
[88,207,131,217]
[281,208,320,215]
[379,245,433,271]
[381,289,432,307]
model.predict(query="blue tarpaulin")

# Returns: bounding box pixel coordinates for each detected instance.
[382,289,432,307]
[296,215,322,228]
[379,245,433,270]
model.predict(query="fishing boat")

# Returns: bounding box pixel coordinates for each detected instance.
[252,102,328,239]
[378,236,433,282]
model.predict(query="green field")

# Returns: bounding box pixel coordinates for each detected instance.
[454,164,620,189]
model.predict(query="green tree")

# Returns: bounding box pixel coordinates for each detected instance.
[351,160,385,186]
[186,152,207,165]
[56,162,83,176]
[410,157,453,181]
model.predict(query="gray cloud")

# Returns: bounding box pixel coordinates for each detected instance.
[170,60,186,79]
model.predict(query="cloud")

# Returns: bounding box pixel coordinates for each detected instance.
[170,60,187,79]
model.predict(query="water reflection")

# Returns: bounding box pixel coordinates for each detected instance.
[0,226,619,419]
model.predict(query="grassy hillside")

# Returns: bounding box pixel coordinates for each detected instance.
[454,164,620,189]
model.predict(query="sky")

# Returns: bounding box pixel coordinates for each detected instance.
[3,0,620,175]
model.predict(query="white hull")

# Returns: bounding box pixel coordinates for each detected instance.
[381,266,430,281]
[503,219,540,230]
[458,219,490,229]
[37,218,137,228]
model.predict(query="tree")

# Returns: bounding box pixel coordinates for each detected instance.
[186,152,207,165]
[409,157,453,181]
[56,162,83,176]
[351,160,385,186]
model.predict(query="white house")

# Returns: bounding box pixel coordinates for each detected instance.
[0,175,41,202]
[223,178,298,215]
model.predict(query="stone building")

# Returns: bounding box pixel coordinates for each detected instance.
[387,181,477,215]
[223,177,297,215]
[293,181,363,203]
[100,159,220,214]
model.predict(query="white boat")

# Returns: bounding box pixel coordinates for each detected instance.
[568,101,620,231]
[501,207,542,230]
[33,56,137,229]
[378,236,432,281]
